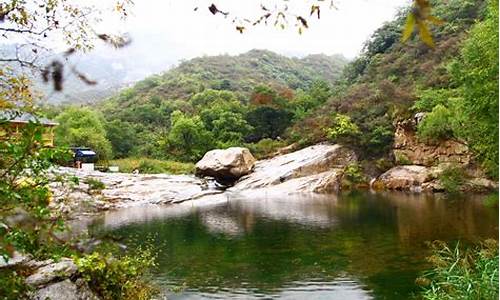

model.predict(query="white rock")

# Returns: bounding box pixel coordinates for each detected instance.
[26,258,78,287]
[195,147,256,182]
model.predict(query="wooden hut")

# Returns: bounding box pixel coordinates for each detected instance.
[0,111,59,147]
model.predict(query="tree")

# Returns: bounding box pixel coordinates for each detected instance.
[166,111,213,161]
[55,107,113,161]
[105,120,138,158]
[450,0,499,177]
[246,106,292,142]
[211,111,253,146]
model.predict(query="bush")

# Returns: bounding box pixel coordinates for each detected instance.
[245,138,286,159]
[109,158,195,174]
[83,178,106,193]
[325,114,360,144]
[417,240,499,300]
[76,249,157,300]
[438,165,467,194]
[342,163,367,187]
[417,105,454,143]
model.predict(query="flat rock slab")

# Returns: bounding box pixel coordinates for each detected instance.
[53,168,224,210]
[230,144,356,193]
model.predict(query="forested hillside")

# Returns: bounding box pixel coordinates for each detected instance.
[288,0,498,177]
[47,0,498,179]
[47,49,347,161]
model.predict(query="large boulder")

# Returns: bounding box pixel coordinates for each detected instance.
[373,165,432,192]
[230,144,357,194]
[195,147,256,183]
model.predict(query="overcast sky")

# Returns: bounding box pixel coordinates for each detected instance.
[92,0,410,62]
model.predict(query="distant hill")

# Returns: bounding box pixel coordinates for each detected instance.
[0,44,175,105]
[108,49,348,106]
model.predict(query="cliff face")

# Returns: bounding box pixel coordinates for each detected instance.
[372,114,497,193]
[393,115,471,167]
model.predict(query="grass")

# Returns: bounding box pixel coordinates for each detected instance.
[109,158,195,175]
[416,239,499,300]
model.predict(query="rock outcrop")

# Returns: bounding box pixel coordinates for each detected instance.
[230,144,357,194]
[373,115,497,192]
[393,116,471,166]
[25,258,78,286]
[0,254,99,300]
[195,147,256,183]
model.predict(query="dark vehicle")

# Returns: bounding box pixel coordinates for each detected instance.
[70,147,97,165]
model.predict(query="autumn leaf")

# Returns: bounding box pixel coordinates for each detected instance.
[402,13,416,42]
[417,20,434,47]
[297,16,308,28]
[310,5,320,19]
[236,26,245,34]
[208,4,228,16]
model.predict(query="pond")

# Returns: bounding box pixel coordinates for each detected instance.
[89,191,498,299]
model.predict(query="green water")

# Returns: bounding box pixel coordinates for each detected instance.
[90,191,498,299]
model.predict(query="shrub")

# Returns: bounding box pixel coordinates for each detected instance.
[417,104,454,143]
[325,114,360,144]
[76,249,157,300]
[83,177,105,193]
[394,152,412,165]
[342,163,367,188]
[412,88,456,112]
[245,138,286,159]
[109,158,195,174]
[438,165,467,194]
[417,240,499,300]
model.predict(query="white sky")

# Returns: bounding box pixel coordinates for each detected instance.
[93,0,410,60]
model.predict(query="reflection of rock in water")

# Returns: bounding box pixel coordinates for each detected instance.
[201,211,243,236]
[229,193,339,228]
[99,193,229,229]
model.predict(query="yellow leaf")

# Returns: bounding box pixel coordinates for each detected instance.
[417,21,435,48]
[402,13,416,42]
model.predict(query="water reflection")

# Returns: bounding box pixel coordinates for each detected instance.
[90,191,498,300]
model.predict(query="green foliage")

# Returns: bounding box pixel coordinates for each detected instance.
[325,114,360,144]
[417,105,454,143]
[394,152,412,165]
[417,240,499,300]
[0,118,72,259]
[0,266,31,300]
[246,106,292,142]
[105,120,138,158]
[437,165,467,194]
[449,0,499,178]
[245,138,287,159]
[412,88,457,112]
[55,107,113,161]
[164,111,213,162]
[109,158,195,174]
[343,163,366,185]
[84,177,106,193]
[76,249,157,300]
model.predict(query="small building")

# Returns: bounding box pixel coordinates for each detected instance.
[0,110,59,147]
